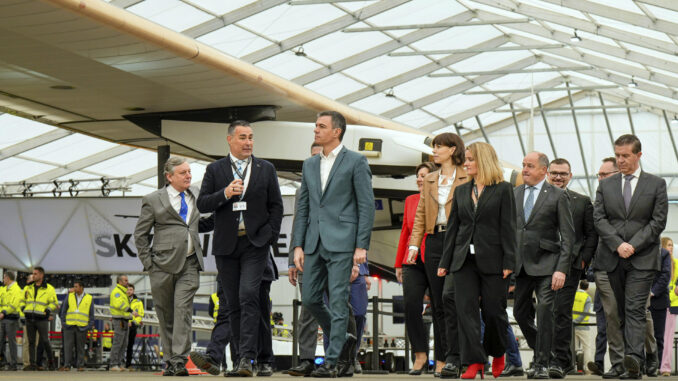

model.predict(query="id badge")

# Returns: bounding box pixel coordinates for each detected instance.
[233,201,247,212]
[470,244,475,254]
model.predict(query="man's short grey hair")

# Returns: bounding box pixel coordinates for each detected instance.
[116,274,127,284]
[228,120,251,135]
[164,157,187,176]
[533,152,549,168]
[3,271,15,281]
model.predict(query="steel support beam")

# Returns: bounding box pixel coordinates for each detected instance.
[0,129,72,161]
[292,10,476,85]
[182,0,288,38]
[635,0,678,12]
[429,66,593,77]
[241,0,410,63]
[381,55,538,120]
[625,99,638,136]
[662,110,678,166]
[535,93,557,159]
[510,103,527,156]
[597,93,616,149]
[343,18,531,32]
[390,44,563,56]
[566,82,592,196]
[475,116,491,143]
[495,105,639,112]
[464,85,618,94]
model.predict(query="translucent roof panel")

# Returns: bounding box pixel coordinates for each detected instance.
[237,4,344,42]
[21,134,117,164]
[127,0,213,32]
[0,115,55,149]
[0,157,56,183]
[197,25,273,58]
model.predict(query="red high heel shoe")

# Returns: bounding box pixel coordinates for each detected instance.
[491,356,505,378]
[462,363,485,379]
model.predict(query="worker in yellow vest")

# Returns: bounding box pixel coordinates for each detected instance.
[0,270,24,371]
[572,280,594,374]
[126,284,144,369]
[102,323,113,351]
[661,238,678,376]
[209,292,219,323]
[108,275,137,371]
[21,267,58,371]
[58,280,94,371]
[271,312,292,338]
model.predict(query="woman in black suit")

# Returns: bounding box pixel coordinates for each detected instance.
[437,142,517,379]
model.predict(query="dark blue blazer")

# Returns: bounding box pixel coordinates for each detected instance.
[197,155,283,256]
[650,248,672,310]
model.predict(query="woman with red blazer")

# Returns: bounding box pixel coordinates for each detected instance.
[395,162,437,375]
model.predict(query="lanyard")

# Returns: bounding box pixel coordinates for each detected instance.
[230,158,250,181]
[472,182,482,211]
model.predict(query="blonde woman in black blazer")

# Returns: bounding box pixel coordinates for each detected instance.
[438,142,517,379]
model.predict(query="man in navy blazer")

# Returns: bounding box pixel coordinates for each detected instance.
[594,134,668,379]
[292,111,375,377]
[195,120,283,376]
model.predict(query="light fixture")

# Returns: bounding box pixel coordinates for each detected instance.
[570,29,581,42]
[628,76,638,88]
[294,46,307,57]
[385,88,395,98]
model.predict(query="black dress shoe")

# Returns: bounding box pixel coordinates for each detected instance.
[603,365,625,379]
[440,363,460,378]
[311,364,337,378]
[224,369,240,377]
[646,352,659,377]
[190,351,221,376]
[588,362,604,376]
[526,367,536,379]
[562,365,575,376]
[549,365,565,379]
[499,364,524,377]
[533,366,549,380]
[174,365,189,376]
[288,360,315,377]
[257,363,273,377]
[162,363,175,376]
[623,355,641,379]
[620,371,643,380]
[337,363,354,377]
[236,358,254,377]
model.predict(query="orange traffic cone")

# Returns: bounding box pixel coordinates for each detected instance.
[186,357,208,375]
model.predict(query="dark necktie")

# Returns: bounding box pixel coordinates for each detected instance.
[524,186,535,221]
[623,174,634,211]
[179,192,188,222]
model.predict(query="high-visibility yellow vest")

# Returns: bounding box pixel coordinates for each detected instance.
[211,293,219,323]
[0,281,23,316]
[88,328,98,341]
[102,330,113,349]
[22,282,58,317]
[572,290,591,323]
[130,298,144,325]
[669,258,678,308]
[65,292,92,327]
[109,284,131,319]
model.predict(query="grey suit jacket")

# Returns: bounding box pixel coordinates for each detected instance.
[593,171,668,272]
[514,181,575,277]
[567,189,598,269]
[292,146,375,254]
[134,185,206,274]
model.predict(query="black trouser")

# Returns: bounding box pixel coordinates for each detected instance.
[402,257,430,355]
[552,267,582,369]
[514,272,555,367]
[454,255,509,364]
[422,233,451,362]
[608,259,655,363]
[216,236,268,361]
[125,324,138,368]
[650,307,667,361]
[207,281,237,368]
[257,280,274,365]
[594,290,607,367]
[442,270,461,365]
[26,318,54,366]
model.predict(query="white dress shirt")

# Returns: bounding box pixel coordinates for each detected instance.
[320,144,343,192]
[523,177,547,207]
[436,169,455,225]
[166,185,194,256]
[620,166,642,196]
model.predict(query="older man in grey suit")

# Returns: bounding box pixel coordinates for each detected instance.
[134,157,211,376]
[594,134,668,379]
[292,111,375,378]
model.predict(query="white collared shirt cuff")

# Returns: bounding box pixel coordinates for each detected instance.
[408,246,418,252]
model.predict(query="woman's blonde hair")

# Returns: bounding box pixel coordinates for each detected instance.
[466,142,504,185]
[661,236,673,249]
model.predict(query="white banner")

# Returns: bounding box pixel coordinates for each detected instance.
[0,197,294,274]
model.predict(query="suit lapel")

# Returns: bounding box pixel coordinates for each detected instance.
[475,182,495,216]
[322,147,347,199]
[427,171,439,202]
[220,157,235,187]
[607,173,626,214]
[243,156,262,201]
[187,187,199,224]
[310,155,322,199]
[628,171,649,214]
[446,166,467,206]
[526,182,550,225]
[516,185,526,226]
[159,187,186,224]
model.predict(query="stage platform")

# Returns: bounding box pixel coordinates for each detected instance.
[0,372,671,380]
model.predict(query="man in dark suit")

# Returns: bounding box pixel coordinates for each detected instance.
[547,158,598,378]
[647,247,671,375]
[513,152,574,379]
[594,134,668,379]
[196,120,284,376]
[292,111,375,377]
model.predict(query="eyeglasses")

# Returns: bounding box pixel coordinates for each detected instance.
[597,170,619,178]
[549,171,570,178]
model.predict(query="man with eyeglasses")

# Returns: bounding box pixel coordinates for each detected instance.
[587,158,625,378]
[547,158,598,378]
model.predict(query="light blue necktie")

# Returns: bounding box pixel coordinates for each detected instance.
[524,186,535,221]
[234,159,246,223]
[179,192,188,222]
